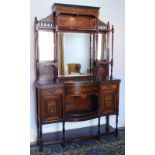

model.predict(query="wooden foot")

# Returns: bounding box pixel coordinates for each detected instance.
[38,125,43,151]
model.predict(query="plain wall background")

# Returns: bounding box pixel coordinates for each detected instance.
[30,0,125,143]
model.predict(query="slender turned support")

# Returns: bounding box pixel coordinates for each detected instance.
[110,25,114,79]
[107,22,110,61]
[62,121,65,147]
[39,125,43,151]
[54,31,58,82]
[106,116,109,132]
[115,115,118,137]
[97,116,101,140]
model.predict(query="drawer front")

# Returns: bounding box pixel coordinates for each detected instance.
[100,84,117,92]
[57,15,96,29]
[100,92,117,115]
[42,96,61,122]
[42,87,62,97]
[65,83,98,95]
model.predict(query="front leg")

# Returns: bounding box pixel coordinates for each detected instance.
[115,115,118,137]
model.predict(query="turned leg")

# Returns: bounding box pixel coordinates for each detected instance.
[38,124,43,151]
[106,115,109,132]
[62,121,65,147]
[97,116,101,140]
[115,115,118,137]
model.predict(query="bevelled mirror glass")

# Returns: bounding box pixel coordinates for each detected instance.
[97,33,108,60]
[38,30,54,61]
[58,32,92,76]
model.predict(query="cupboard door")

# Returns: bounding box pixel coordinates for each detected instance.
[100,83,119,115]
[101,92,117,115]
[42,96,61,122]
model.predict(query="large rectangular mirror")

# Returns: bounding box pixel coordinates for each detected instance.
[58,32,93,76]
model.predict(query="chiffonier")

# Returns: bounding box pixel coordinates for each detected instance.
[35,3,121,151]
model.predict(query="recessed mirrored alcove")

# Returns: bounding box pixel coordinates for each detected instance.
[38,30,54,61]
[97,33,108,60]
[58,32,93,76]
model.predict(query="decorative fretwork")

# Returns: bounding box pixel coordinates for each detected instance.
[37,22,53,28]
[35,14,54,30]
[97,19,107,30]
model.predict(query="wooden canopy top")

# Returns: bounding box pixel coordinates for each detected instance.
[52,3,100,17]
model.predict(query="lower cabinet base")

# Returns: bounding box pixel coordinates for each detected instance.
[39,124,116,150]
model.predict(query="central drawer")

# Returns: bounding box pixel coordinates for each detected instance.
[64,82,99,95]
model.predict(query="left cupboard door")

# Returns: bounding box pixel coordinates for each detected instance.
[41,96,62,123]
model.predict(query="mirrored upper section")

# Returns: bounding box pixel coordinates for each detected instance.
[35,3,114,81]
[38,30,54,61]
[58,33,92,76]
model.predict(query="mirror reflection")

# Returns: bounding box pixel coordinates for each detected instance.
[97,33,108,60]
[58,33,92,76]
[38,30,54,61]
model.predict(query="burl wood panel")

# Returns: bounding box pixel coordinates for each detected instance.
[56,15,96,29]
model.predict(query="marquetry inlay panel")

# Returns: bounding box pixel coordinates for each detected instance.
[100,82,119,115]
[104,95,113,108]
[42,96,62,122]
[101,92,117,115]
[47,101,56,114]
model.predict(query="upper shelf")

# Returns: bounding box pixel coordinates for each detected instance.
[52,3,100,17]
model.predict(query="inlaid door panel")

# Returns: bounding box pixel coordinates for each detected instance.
[100,92,117,115]
[100,82,119,115]
[42,96,62,122]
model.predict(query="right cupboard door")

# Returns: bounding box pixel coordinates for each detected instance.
[100,83,119,115]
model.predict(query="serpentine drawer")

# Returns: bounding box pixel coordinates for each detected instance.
[64,83,99,95]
